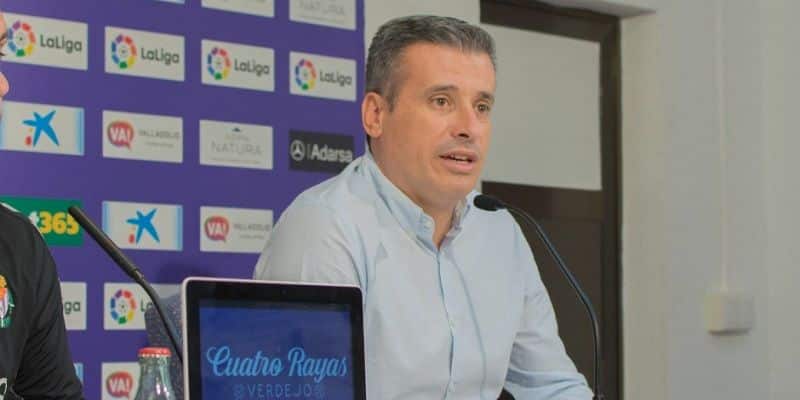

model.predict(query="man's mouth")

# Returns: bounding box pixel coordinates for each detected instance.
[439,151,477,164]
[438,150,480,174]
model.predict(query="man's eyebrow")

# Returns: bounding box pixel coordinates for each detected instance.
[423,84,458,96]
[477,91,495,104]
[423,85,495,103]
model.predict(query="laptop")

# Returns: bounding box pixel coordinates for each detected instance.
[182,277,366,400]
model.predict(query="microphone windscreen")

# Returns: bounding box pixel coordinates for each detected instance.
[473,194,505,211]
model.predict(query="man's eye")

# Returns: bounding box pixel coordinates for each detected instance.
[433,97,449,107]
[477,103,491,113]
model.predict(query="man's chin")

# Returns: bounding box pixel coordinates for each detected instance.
[442,180,479,201]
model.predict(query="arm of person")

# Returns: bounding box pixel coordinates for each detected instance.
[503,222,593,400]
[253,200,360,287]
[13,217,84,399]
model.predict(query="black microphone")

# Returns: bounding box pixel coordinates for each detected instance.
[68,206,183,364]
[473,194,604,400]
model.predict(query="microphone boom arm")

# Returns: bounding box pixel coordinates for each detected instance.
[68,206,183,364]
[505,207,603,400]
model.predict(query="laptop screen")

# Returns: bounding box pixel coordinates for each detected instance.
[198,300,355,399]
[183,278,365,400]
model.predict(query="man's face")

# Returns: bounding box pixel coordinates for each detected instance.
[0,12,9,109]
[367,43,495,210]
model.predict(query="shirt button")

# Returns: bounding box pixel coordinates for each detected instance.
[449,319,455,329]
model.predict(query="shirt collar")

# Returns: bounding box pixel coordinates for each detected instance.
[361,150,473,244]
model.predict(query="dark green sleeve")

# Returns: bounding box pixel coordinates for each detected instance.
[13,221,84,399]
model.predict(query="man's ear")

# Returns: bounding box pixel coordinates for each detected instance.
[362,92,387,141]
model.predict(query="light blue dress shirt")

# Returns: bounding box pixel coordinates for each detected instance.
[254,152,592,399]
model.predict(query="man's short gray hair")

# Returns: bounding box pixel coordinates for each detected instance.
[365,15,496,109]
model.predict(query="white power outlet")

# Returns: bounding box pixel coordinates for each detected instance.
[704,289,754,335]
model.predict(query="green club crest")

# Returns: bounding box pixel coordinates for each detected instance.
[0,275,14,329]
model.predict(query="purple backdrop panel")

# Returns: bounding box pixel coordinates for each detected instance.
[0,1,364,398]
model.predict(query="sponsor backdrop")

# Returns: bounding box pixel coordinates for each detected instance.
[0,1,363,398]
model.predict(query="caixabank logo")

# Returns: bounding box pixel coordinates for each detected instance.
[289,51,356,101]
[3,13,88,70]
[102,201,182,251]
[0,196,82,246]
[102,110,183,163]
[105,26,184,81]
[289,130,354,173]
[0,101,84,156]
[200,206,273,253]
[201,39,274,92]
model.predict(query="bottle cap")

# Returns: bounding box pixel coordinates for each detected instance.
[138,347,172,357]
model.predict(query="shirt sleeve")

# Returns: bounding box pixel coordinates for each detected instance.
[504,220,593,400]
[253,200,360,287]
[13,221,84,399]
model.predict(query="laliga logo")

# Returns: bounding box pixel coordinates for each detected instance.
[111,34,137,69]
[294,59,316,90]
[107,120,135,149]
[7,20,35,57]
[204,216,230,242]
[105,371,134,399]
[207,47,231,80]
[109,289,136,325]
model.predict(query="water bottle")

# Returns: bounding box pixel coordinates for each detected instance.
[134,347,176,400]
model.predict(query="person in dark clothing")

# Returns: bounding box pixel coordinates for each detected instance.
[0,204,85,399]
[0,10,84,399]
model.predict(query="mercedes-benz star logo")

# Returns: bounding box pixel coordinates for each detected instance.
[290,140,306,162]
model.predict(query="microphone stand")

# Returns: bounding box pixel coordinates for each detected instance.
[475,195,604,400]
[68,206,183,364]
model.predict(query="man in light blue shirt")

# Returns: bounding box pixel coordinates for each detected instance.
[254,15,592,399]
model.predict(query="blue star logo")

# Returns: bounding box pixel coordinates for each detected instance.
[23,110,59,146]
[126,208,160,244]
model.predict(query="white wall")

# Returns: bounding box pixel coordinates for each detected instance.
[761,1,800,398]
[365,0,798,399]
[621,0,796,399]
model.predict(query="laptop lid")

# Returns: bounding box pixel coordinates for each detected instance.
[182,277,366,400]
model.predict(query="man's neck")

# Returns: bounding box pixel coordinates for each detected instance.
[429,208,454,249]
[369,149,460,248]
